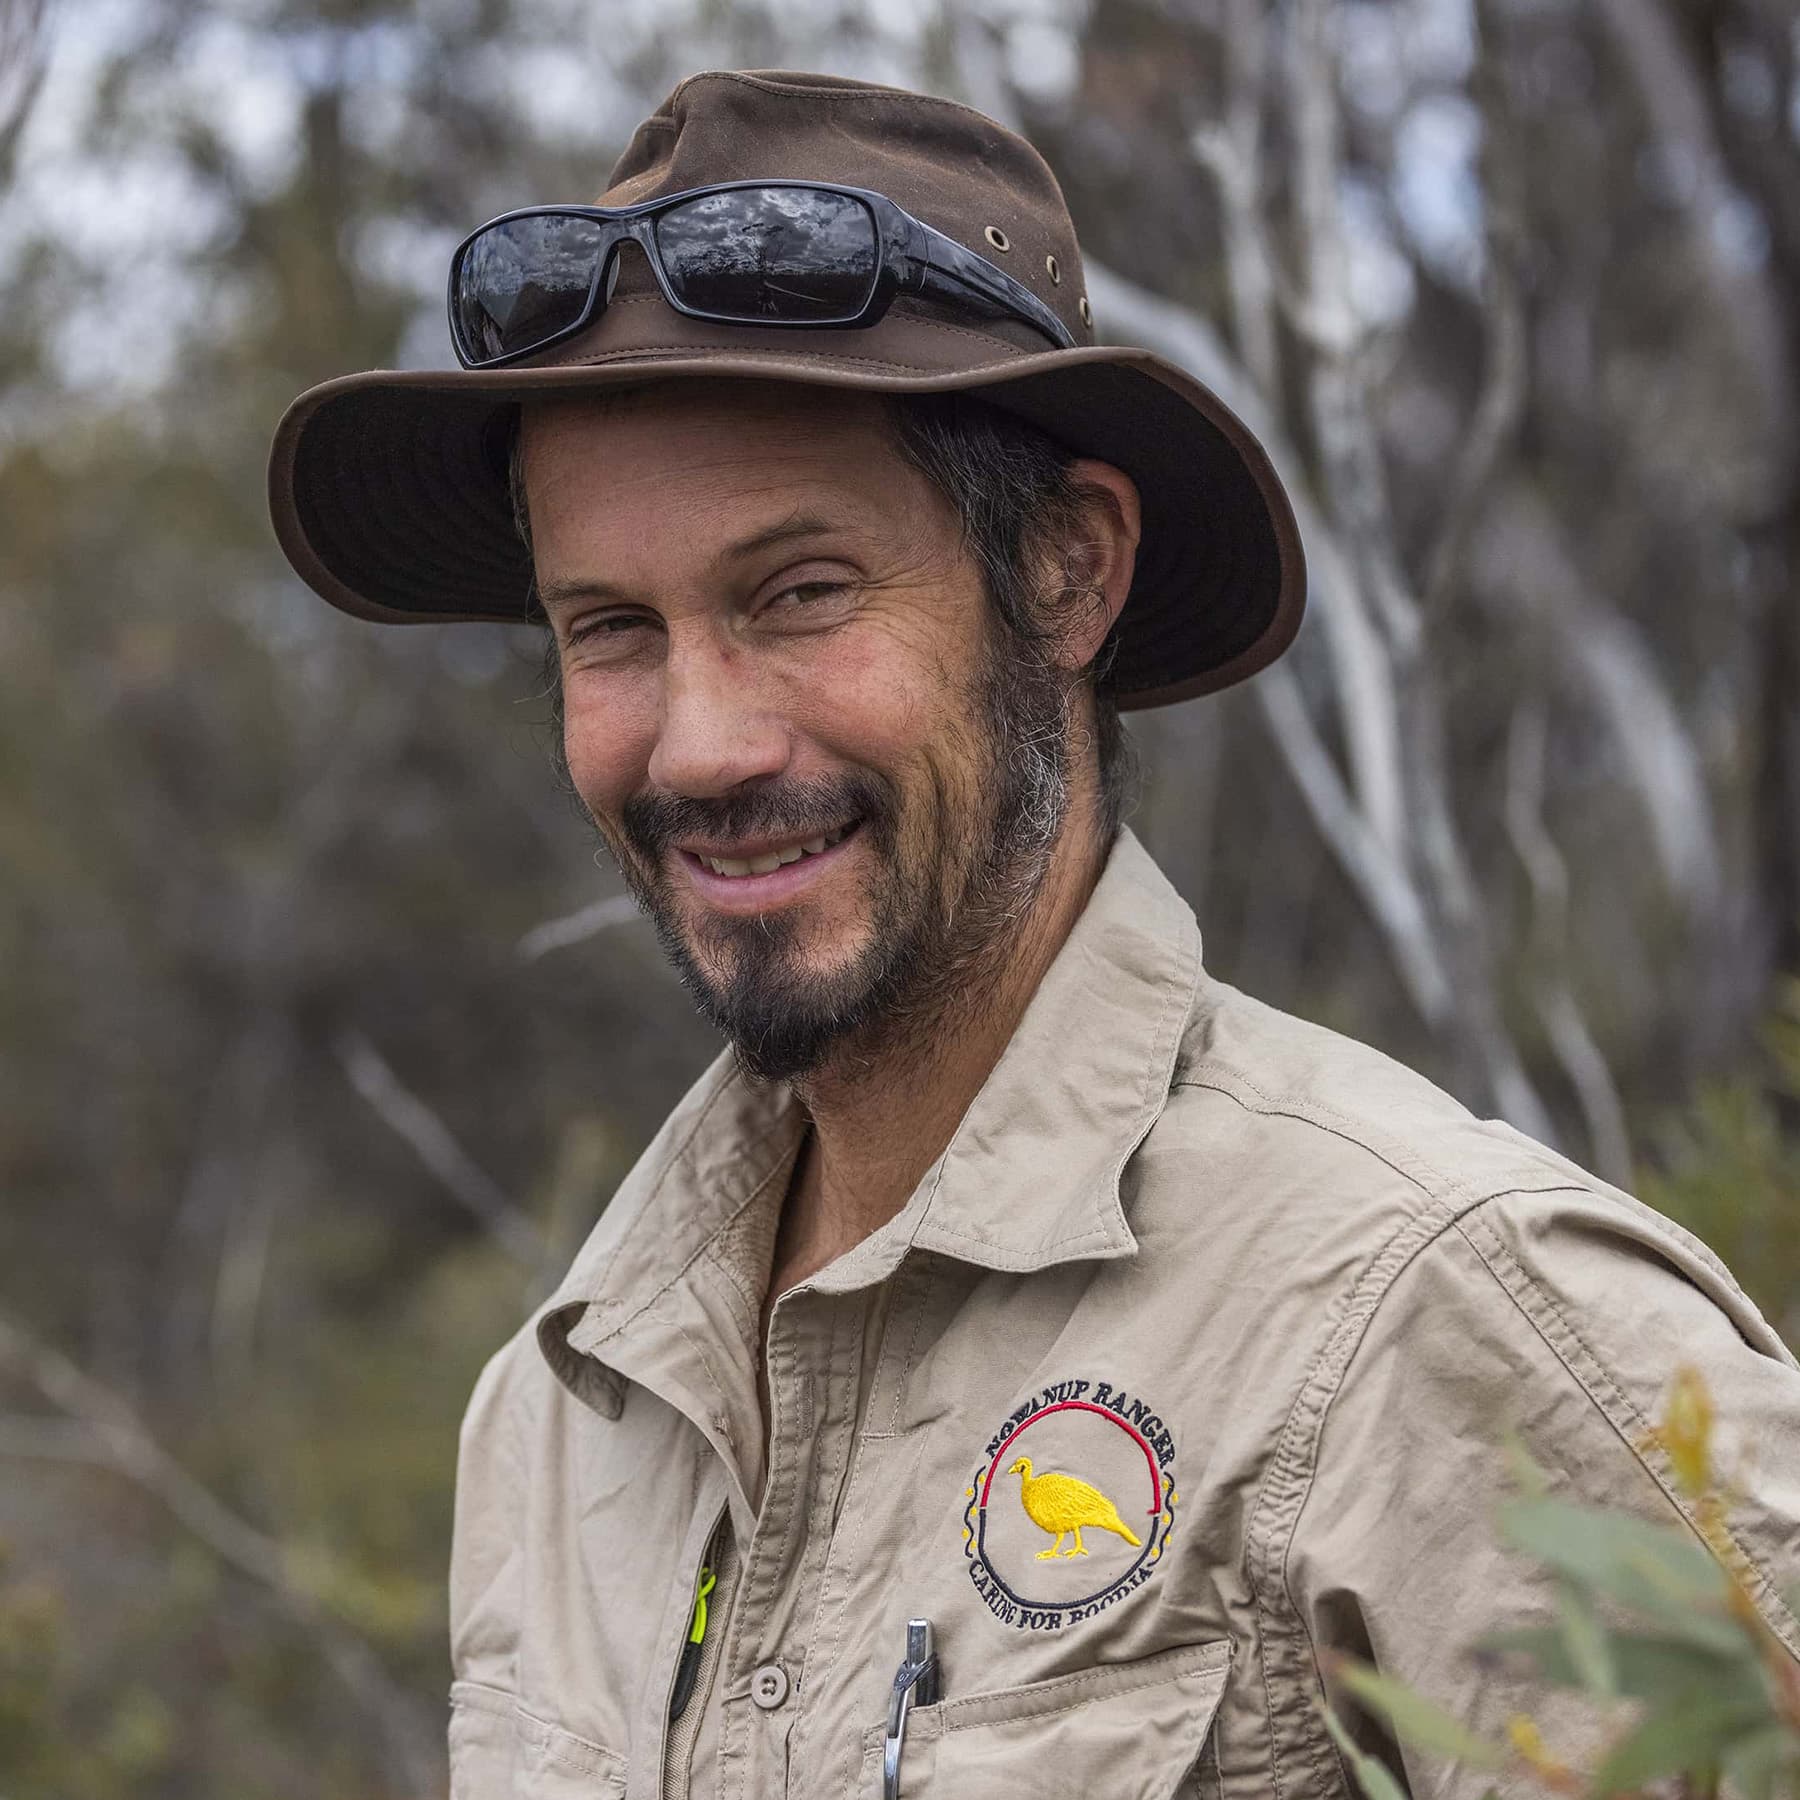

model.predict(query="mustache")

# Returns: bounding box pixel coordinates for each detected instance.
[620,769,896,860]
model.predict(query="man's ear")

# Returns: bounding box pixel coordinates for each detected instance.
[1050,458,1142,673]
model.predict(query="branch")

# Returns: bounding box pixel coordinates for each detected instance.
[1421,249,1528,618]
[1504,706,1636,1187]
[1591,0,1790,434]
[1192,0,1281,398]
[0,1310,440,1795]
[1473,486,1720,911]
[1283,0,1421,659]
[1255,665,1453,1024]
[336,1029,549,1271]
[0,0,46,175]
[1259,0,1550,1135]
[1084,259,1410,861]
[516,891,642,962]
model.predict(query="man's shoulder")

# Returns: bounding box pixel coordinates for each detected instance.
[1150,971,1576,1215]
[459,1310,559,1460]
[1132,971,1780,1360]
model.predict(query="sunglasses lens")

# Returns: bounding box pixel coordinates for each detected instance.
[653,187,878,323]
[454,213,608,363]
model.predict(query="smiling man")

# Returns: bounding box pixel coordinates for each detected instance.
[270,70,1800,1800]
[518,380,1144,1322]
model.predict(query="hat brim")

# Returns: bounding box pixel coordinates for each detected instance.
[268,323,1304,711]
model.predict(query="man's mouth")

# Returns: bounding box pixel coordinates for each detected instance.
[685,821,858,881]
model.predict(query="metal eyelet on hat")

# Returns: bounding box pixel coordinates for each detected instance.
[1045,254,1061,284]
[984,225,1011,253]
[1079,295,1092,327]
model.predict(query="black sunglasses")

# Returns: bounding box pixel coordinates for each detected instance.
[447,179,1078,369]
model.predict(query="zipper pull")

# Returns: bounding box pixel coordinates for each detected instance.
[689,1567,717,1645]
[669,1565,717,1722]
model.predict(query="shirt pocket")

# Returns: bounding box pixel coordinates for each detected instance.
[855,1640,1231,1800]
[449,1679,629,1800]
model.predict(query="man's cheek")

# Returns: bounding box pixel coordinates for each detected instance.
[564,698,653,811]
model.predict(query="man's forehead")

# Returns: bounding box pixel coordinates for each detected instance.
[520,378,896,470]
[518,381,941,552]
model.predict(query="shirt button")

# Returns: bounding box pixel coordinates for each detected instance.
[749,1663,790,1710]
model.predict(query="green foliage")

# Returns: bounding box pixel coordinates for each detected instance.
[1322,1702,1416,1800]
[1329,1660,1506,1770]
[1642,981,1800,1342]
[0,1541,182,1800]
[1326,1378,1800,1800]
[1492,1497,1735,1646]
[0,1543,61,1774]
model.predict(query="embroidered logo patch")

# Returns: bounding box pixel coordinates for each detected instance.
[962,1376,1178,1631]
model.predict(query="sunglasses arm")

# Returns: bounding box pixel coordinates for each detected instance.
[903,219,1077,351]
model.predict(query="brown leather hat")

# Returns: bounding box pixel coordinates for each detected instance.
[267,69,1304,708]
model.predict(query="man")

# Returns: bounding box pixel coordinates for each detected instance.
[269,70,1800,1800]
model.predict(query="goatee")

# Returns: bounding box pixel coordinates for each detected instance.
[596,648,1074,1084]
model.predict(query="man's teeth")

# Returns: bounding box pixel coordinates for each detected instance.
[701,826,849,879]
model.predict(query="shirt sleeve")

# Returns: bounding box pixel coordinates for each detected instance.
[449,1326,535,1691]
[1284,1184,1800,1799]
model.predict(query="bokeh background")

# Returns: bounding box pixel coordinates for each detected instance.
[1,0,1797,1792]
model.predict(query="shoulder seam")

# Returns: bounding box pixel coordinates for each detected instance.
[1173,1060,1484,1206]
[1454,1210,1800,1660]
[1241,1182,1588,1794]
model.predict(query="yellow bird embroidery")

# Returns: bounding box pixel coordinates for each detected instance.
[1006,1456,1143,1559]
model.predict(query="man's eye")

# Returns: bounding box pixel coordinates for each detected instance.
[769,580,854,611]
[565,613,649,649]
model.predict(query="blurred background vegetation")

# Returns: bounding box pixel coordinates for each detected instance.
[0,0,1796,1793]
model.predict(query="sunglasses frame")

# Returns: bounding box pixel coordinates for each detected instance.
[447,178,1078,369]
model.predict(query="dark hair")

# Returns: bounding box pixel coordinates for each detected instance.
[510,391,1137,840]
[884,393,1135,841]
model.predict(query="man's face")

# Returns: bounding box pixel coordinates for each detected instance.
[520,382,1073,1082]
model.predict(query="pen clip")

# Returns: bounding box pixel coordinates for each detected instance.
[882,1619,939,1800]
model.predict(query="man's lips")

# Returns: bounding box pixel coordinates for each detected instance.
[673,821,862,910]
[677,821,856,879]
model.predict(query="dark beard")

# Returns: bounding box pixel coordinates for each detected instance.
[598,645,1073,1084]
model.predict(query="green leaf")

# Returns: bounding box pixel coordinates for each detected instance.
[1497,1496,1741,1650]
[1615,1637,1767,1712]
[1480,1624,1765,1710]
[1588,1690,1771,1795]
[1480,1623,1580,1681]
[1719,1723,1799,1800]
[1331,1658,1506,1769]
[1556,1583,1618,1696]
[1321,1702,1412,1800]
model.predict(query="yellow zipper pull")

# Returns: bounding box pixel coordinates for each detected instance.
[688,1567,717,1646]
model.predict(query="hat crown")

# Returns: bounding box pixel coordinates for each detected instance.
[269,71,1304,707]
[600,70,1093,346]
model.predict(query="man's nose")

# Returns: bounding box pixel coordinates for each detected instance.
[646,636,792,798]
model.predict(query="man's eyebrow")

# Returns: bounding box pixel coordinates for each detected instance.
[534,575,638,616]
[714,513,850,567]
[535,516,855,617]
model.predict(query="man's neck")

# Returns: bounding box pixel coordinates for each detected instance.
[763,792,1113,1321]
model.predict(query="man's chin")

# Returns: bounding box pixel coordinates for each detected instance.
[705,979,882,1087]
[654,917,892,1083]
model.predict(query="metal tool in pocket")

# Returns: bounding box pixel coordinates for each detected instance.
[882,1618,940,1800]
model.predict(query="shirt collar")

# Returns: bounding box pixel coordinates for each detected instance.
[536,829,1201,1400]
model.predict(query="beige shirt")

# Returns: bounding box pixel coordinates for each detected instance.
[449,831,1800,1799]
